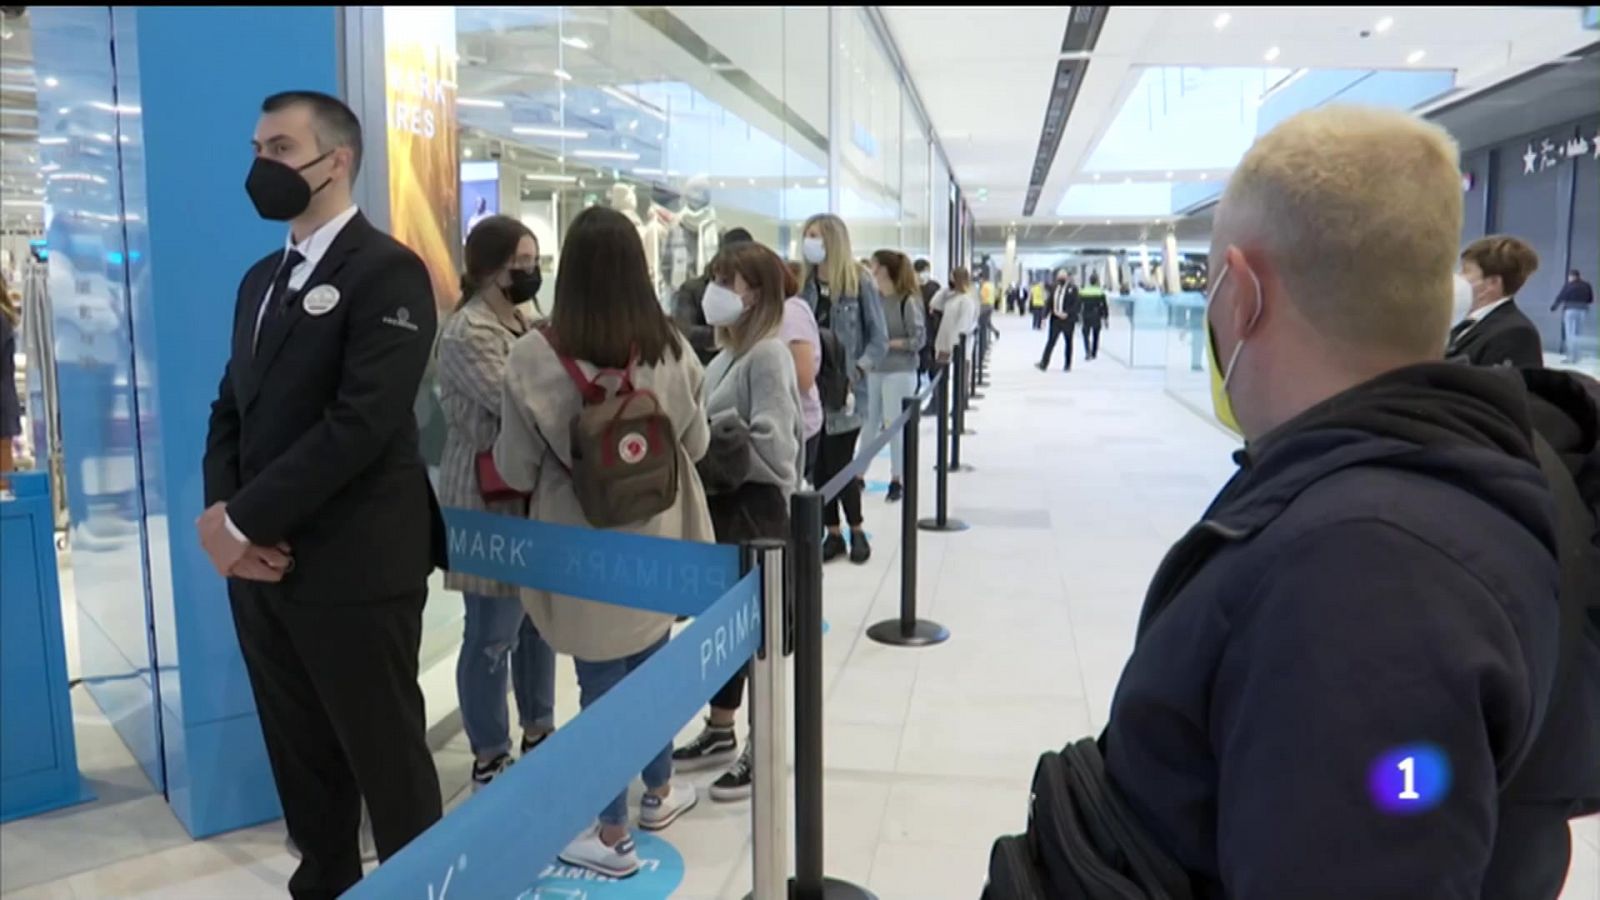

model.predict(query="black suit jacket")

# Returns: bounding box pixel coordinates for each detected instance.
[1051,283,1081,319]
[204,212,446,603]
[1446,299,1544,370]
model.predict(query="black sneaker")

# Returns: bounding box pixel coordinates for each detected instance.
[672,720,738,772]
[823,533,848,562]
[1035,362,1047,371]
[710,745,753,802]
[850,530,872,565]
[471,752,513,793]
[886,482,904,503]
[521,731,549,757]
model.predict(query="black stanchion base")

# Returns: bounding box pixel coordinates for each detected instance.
[933,464,976,473]
[969,392,985,401]
[867,618,950,647]
[918,516,970,533]
[744,878,879,900]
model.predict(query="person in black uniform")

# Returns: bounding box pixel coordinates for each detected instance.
[1036,270,1081,372]
[1447,235,1543,369]
[197,90,444,900]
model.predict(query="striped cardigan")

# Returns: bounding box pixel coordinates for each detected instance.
[436,296,530,598]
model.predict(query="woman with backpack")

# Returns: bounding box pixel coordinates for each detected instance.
[671,240,807,802]
[800,214,889,564]
[494,206,711,879]
[864,250,927,503]
[437,216,559,793]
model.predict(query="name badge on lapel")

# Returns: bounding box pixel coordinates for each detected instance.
[303,285,341,316]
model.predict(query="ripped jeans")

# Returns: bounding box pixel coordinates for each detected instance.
[457,594,557,758]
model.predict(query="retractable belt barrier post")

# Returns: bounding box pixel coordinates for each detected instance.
[782,492,876,900]
[951,339,974,472]
[957,334,979,420]
[920,365,969,533]
[976,316,992,389]
[344,510,787,900]
[868,395,950,648]
[970,322,987,400]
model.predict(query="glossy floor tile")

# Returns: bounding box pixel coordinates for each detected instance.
[4,314,1595,899]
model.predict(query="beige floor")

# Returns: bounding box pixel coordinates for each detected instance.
[3,313,1596,899]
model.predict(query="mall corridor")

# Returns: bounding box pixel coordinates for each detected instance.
[3,5,1599,900]
[4,314,1597,898]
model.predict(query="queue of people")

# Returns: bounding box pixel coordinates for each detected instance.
[201,85,983,892]
[201,81,1600,900]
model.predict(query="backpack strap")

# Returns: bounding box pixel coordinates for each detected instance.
[556,354,607,405]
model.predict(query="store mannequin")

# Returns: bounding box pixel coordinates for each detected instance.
[611,181,668,296]
[608,182,643,226]
[675,175,720,281]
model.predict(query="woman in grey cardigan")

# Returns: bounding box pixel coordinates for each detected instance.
[671,240,804,803]
[799,213,889,564]
[864,250,927,503]
[436,216,556,791]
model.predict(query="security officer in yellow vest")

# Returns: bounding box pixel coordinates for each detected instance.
[197,90,446,900]
[1079,274,1109,360]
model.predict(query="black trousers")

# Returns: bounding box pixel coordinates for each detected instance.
[230,584,442,900]
[1482,801,1574,900]
[815,427,864,528]
[1032,307,1046,329]
[706,482,790,712]
[1040,315,1078,370]
[1081,319,1102,359]
[804,432,822,485]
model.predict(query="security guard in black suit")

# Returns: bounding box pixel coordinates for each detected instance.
[198,91,444,900]
[1449,235,1545,369]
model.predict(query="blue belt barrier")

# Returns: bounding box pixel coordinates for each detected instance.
[345,568,764,899]
[444,507,741,617]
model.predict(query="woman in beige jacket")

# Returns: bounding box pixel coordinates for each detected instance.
[494,206,712,879]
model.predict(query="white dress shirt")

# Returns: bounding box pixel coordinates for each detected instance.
[1451,296,1515,342]
[252,204,361,346]
[231,204,360,543]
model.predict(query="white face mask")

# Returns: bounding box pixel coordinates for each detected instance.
[702,281,746,326]
[802,236,826,265]
[1450,274,1474,327]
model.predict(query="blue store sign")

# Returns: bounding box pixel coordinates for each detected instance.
[520,834,685,899]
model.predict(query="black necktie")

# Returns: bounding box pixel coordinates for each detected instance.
[1448,317,1474,346]
[265,249,306,322]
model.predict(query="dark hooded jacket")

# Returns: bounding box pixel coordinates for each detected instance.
[1103,362,1577,899]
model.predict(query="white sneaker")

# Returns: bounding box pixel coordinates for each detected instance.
[558,824,641,878]
[638,781,698,832]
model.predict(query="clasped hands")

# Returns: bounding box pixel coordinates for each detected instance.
[196,502,294,583]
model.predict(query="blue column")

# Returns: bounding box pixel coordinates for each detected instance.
[31,5,341,838]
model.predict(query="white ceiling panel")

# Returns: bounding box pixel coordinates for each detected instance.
[884,5,1597,231]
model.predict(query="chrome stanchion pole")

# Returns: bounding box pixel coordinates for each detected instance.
[747,540,789,900]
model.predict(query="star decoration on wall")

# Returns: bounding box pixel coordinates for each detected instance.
[1523,143,1538,174]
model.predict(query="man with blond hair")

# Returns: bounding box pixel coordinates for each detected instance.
[1101,105,1575,897]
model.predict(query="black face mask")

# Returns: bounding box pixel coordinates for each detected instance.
[506,266,542,304]
[245,151,333,221]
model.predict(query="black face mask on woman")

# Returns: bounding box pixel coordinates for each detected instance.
[245,150,333,221]
[507,266,542,304]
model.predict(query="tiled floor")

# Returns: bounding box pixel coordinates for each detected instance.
[4,313,1597,899]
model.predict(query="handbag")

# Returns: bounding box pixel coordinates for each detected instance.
[475,449,528,503]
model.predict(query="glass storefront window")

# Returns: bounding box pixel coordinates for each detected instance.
[836,8,902,256]
[450,6,831,304]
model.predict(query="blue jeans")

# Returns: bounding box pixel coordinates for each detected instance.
[1563,307,1587,362]
[457,594,556,758]
[572,635,673,826]
[863,370,918,481]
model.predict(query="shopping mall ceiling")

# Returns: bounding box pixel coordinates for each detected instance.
[884,5,1599,239]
